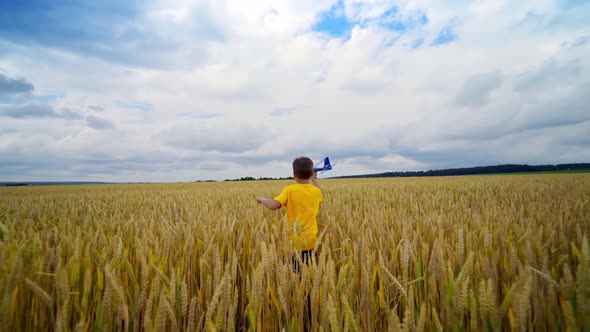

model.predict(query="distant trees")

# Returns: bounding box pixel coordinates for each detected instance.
[224,176,294,182]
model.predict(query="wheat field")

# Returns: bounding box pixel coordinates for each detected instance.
[0,174,589,331]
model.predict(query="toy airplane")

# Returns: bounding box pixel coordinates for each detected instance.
[313,157,334,173]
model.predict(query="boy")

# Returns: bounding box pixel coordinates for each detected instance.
[257,156,323,267]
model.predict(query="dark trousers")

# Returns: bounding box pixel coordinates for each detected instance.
[292,249,314,273]
[292,250,314,331]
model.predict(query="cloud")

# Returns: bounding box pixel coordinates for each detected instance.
[160,121,272,153]
[571,35,588,48]
[511,82,590,131]
[514,58,581,92]
[86,115,114,130]
[0,103,55,118]
[198,161,231,171]
[455,72,502,107]
[0,73,34,100]
[0,73,83,121]
[61,108,84,120]
[88,105,104,112]
[0,103,82,119]
[0,0,226,68]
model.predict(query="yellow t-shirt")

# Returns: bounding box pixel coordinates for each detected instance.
[274,183,323,251]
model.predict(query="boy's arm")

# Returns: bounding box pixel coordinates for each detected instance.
[257,196,282,210]
[311,172,324,203]
[311,172,320,189]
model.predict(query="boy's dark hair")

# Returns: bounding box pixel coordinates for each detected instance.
[293,156,314,179]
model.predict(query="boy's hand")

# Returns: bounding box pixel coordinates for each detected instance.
[257,196,282,210]
[311,171,317,179]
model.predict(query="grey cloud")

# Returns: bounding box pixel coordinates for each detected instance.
[86,115,114,130]
[89,105,104,112]
[473,123,589,166]
[443,81,590,142]
[514,59,581,92]
[0,148,457,180]
[0,1,226,69]
[0,103,84,119]
[398,141,524,171]
[454,72,502,107]
[198,161,230,171]
[161,123,271,153]
[61,108,84,119]
[0,74,34,99]
[3,117,588,182]
[0,139,185,181]
[551,121,590,146]
[402,149,510,170]
[571,36,588,48]
[0,103,57,118]
[511,82,590,131]
[443,58,588,142]
[266,129,396,165]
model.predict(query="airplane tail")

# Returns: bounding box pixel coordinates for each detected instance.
[313,157,333,173]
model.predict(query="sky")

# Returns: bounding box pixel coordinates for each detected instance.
[0,0,589,182]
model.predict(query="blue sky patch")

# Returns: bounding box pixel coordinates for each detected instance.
[35,94,64,103]
[381,7,429,32]
[379,6,405,32]
[431,25,457,46]
[419,13,428,25]
[312,1,354,38]
[381,6,399,18]
[313,2,429,43]
[382,20,406,31]
[563,0,590,7]
[412,38,424,48]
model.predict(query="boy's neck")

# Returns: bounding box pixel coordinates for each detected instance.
[295,178,310,184]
